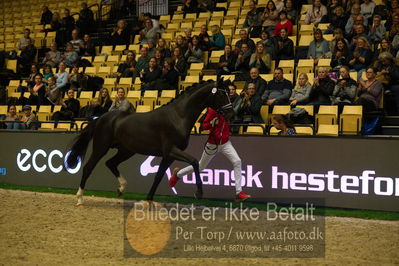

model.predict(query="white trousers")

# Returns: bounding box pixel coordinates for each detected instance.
[176,141,242,194]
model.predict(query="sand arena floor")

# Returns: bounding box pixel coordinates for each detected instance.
[0,189,398,265]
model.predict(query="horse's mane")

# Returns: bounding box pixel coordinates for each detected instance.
[162,80,215,107]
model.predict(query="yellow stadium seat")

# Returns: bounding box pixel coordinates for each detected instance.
[260,105,269,125]
[299,35,313,47]
[92,56,106,68]
[317,124,339,136]
[0,105,8,115]
[136,105,152,113]
[39,123,55,131]
[278,60,295,74]
[296,105,314,117]
[269,126,280,136]
[203,75,217,81]
[271,105,291,123]
[340,105,363,135]
[84,66,97,75]
[103,78,117,90]
[105,55,120,67]
[188,63,204,76]
[295,126,314,136]
[141,90,158,109]
[209,50,224,63]
[243,125,265,135]
[221,75,235,82]
[127,90,141,107]
[158,90,176,106]
[181,75,200,90]
[118,77,133,90]
[101,45,113,55]
[297,59,314,75]
[113,45,126,55]
[97,66,111,78]
[316,105,338,128]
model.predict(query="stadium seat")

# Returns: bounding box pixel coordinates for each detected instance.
[133,77,142,90]
[260,105,269,125]
[97,66,111,78]
[158,90,176,106]
[298,35,313,47]
[269,126,280,135]
[118,78,133,90]
[317,124,339,136]
[0,106,7,115]
[92,56,106,68]
[203,75,217,81]
[141,90,158,109]
[221,75,235,82]
[38,122,55,131]
[295,126,314,136]
[271,105,291,123]
[101,46,113,55]
[316,105,338,128]
[136,105,152,113]
[209,50,224,63]
[105,55,120,67]
[297,59,314,75]
[278,60,295,74]
[127,90,141,107]
[181,75,200,90]
[340,105,363,135]
[296,105,314,116]
[56,123,72,131]
[188,63,204,76]
[84,66,97,75]
[243,125,265,135]
[113,45,126,55]
[103,78,117,90]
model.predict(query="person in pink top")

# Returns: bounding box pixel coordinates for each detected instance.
[169,107,251,202]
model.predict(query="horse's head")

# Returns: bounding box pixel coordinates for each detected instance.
[208,78,235,120]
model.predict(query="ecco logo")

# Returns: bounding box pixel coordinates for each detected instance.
[16,149,81,174]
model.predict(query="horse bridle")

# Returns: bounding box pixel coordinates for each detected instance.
[212,87,233,116]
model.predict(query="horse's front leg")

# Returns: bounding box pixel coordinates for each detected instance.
[147,158,173,201]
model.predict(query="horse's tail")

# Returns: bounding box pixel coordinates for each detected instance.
[66,119,98,169]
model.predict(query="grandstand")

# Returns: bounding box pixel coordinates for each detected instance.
[0,0,398,136]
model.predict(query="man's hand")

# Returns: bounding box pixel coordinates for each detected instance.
[210,117,219,127]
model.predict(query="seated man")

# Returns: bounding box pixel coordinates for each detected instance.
[236,83,263,124]
[331,66,357,110]
[261,67,292,105]
[243,67,267,97]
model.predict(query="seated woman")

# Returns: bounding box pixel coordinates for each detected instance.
[272,114,297,136]
[236,83,263,123]
[258,30,276,59]
[185,35,203,63]
[249,43,272,74]
[309,67,335,107]
[140,57,161,91]
[204,25,225,51]
[61,42,79,68]
[331,66,358,111]
[114,51,137,78]
[373,38,393,62]
[262,0,279,37]
[45,76,62,106]
[109,88,135,113]
[154,58,179,91]
[4,105,23,130]
[157,38,171,58]
[172,47,188,77]
[347,36,372,79]
[174,35,188,55]
[273,28,294,61]
[274,11,293,36]
[356,67,383,113]
[330,38,350,74]
[42,65,54,85]
[307,29,330,66]
[154,48,165,68]
[284,0,297,24]
[93,88,112,117]
[28,73,46,108]
[289,73,312,106]
[55,62,70,95]
[42,42,61,67]
[217,44,237,76]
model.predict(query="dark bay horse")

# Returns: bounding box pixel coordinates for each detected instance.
[66,80,234,206]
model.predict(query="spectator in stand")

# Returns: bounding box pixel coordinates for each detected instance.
[41,6,53,25]
[147,39,156,57]
[182,0,199,14]
[249,43,271,74]
[109,88,135,113]
[326,0,342,23]
[50,12,62,46]
[368,15,386,49]
[348,36,372,79]
[261,67,293,105]
[27,74,45,108]
[331,38,350,74]
[243,67,267,97]
[143,13,160,30]
[136,47,150,77]
[308,29,330,66]
[4,105,23,130]
[360,0,376,22]
[92,88,112,117]
[373,38,393,61]
[140,57,161,92]
[234,43,252,79]
[373,0,389,20]
[258,30,276,59]
[23,64,40,89]
[328,28,349,53]
[217,44,237,76]
[111,19,130,45]
[356,67,383,112]
[18,29,34,51]
[69,65,88,93]
[175,35,188,55]
[272,114,297,135]
[61,43,79,67]
[77,2,95,35]
[53,88,80,121]
[81,34,95,56]
[20,105,38,130]
[309,67,336,107]
[236,83,263,123]
[42,65,54,85]
[205,25,225,51]
[262,0,279,37]
[70,29,84,54]
[155,58,179,91]
[274,11,293,37]
[185,35,203,63]
[55,62,70,95]
[18,38,37,76]
[243,1,263,38]
[284,0,297,24]
[387,14,399,42]
[60,8,75,45]
[139,19,159,45]
[275,0,284,12]
[235,29,256,53]
[305,0,327,27]
[345,7,368,36]
[289,73,312,106]
[274,28,294,61]
[114,51,136,78]
[184,28,193,45]
[154,49,164,68]
[325,6,347,33]
[45,76,61,106]
[157,38,171,58]
[374,52,399,114]
[42,42,61,67]
[198,25,210,51]
[172,47,188,77]
[331,66,357,109]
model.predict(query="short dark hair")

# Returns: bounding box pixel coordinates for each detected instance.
[275,67,284,73]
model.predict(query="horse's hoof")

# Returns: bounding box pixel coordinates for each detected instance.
[194,191,203,200]
[117,189,123,197]
[75,204,84,208]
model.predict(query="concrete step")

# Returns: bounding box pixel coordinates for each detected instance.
[381,125,399,136]
[383,116,399,126]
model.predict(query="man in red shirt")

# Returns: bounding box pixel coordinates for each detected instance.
[169,108,251,202]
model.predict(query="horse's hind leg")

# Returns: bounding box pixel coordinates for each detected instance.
[76,141,111,206]
[105,148,134,196]
[147,158,173,201]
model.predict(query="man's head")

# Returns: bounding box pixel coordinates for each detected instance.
[72,29,79,40]
[81,2,88,9]
[67,89,75,99]
[24,29,31,38]
[240,43,249,53]
[247,83,256,96]
[22,105,32,115]
[239,29,248,40]
[274,68,284,81]
[250,67,259,80]
[140,47,148,57]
